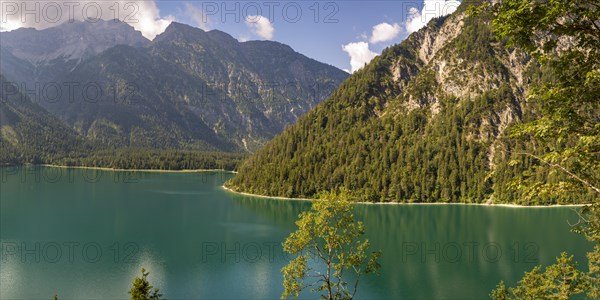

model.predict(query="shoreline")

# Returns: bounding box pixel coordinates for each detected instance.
[39,164,238,174]
[222,185,314,201]
[12,164,592,208]
[221,185,591,208]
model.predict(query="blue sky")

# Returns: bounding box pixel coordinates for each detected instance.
[0,0,462,72]
[157,1,415,71]
[155,1,461,72]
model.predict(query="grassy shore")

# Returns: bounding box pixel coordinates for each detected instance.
[222,185,313,201]
[222,185,590,208]
[41,164,237,173]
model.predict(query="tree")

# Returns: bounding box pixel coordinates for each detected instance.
[490,253,588,299]
[490,281,507,300]
[574,204,600,298]
[488,0,600,197]
[281,190,381,299]
[128,268,162,300]
[479,0,600,297]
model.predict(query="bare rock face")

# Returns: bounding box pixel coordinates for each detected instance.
[1,19,149,64]
[415,13,466,65]
[387,9,532,138]
[0,20,149,85]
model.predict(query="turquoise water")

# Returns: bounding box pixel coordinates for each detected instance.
[0,167,592,299]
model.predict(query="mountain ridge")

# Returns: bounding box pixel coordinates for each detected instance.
[0,20,348,154]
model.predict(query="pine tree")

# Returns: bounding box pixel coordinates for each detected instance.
[128,268,162,300]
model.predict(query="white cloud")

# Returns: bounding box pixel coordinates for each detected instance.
[245,15,274,40]
[342,42,378,73]
[405,0,461,34]
[0,1,173,40]
[184,3,210,31]
[370,22,401,43]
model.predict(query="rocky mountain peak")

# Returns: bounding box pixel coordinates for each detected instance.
[0,19,148,65]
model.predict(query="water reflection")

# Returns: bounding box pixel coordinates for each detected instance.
[233,199,592,299]
[0,167,593,299]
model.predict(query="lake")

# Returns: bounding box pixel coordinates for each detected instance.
[0,167,592,299]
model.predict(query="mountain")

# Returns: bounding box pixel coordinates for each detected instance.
[0,19,149,85]
[226,4,596,205]
[0,75,86,164]
[151,23,348,148]
[0,21,348,152]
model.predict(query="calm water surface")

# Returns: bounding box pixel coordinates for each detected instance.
[0,167,592,299]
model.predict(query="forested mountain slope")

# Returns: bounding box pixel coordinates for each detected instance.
[0,75,87,164]
[226,4,597,205]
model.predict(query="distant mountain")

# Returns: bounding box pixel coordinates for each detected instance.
[0,19,149,85]
[0,21,348,152]
[0,75,86,164]
[226,4,596,205]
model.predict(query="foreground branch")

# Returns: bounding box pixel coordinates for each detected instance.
[512,151,600,194]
